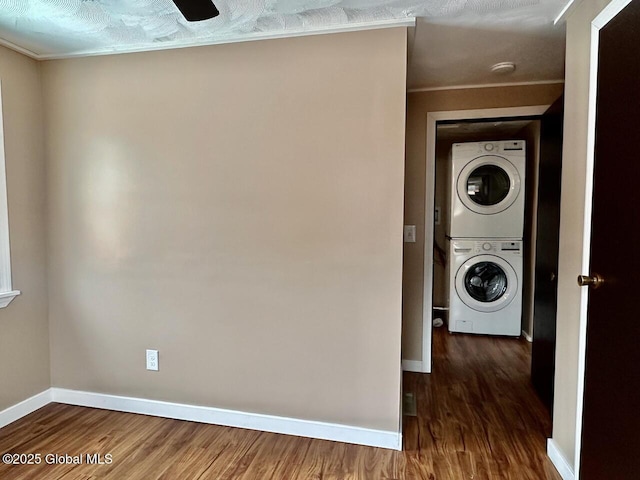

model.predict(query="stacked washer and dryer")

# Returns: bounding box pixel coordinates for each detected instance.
[446,140,526,336]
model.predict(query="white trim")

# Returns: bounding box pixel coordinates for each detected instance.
[4,18,414,61]
[425,106,550,121]
[422,113,437,374]
[0,290,20,308]
[548,438,575,480]
[592,0,632,28]
[408,80,565,94]
[522,330,533,342]
[402,359,423,372]
[50,388,402,450]
[573,1,633,478]
[0,390,52,429]
[554,0,581,25]
[0,81,18,303]
[573,19,599,480]
[422,105,549,375]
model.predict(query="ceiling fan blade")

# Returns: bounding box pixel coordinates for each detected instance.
[171,0,220,22]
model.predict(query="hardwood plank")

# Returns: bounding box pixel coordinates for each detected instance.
[0,328,561,479]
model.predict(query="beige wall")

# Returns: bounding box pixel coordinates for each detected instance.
[42,28,407,432]
[552,0,610,467]
[403,83,564,361]
[0,47,50,410]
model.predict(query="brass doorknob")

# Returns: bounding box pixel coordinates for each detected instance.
[577,273,605,289]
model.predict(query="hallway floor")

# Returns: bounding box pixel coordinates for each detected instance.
[402,326,561,479]
[0,328,561,479]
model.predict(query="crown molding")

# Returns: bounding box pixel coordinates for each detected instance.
[0,37,39,60]
[0,17,415,61]
[554,0,581,24]
[408,79,565,93]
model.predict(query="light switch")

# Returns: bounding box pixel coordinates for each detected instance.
[404,225,416,243]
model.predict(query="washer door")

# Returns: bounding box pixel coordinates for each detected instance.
[457,155,521,215]
[455,254,518,313]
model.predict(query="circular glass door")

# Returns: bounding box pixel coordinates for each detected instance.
[455,255,517,312]
[466,165,511,205]
[457,156,521,215]
[465,261,508,302]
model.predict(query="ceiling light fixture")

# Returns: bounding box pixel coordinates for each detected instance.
[171,0,219,22]
[490,62,516,75]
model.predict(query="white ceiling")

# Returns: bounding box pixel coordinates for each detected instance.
[0,0,569,90]
[408,1,567,89]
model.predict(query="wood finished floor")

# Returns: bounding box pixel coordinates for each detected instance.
[0,328,561,479]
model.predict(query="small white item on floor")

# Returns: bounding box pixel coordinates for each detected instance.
[433,317,444,327]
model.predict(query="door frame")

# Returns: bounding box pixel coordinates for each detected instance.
[573,1,633,477]
[421,105,550,373]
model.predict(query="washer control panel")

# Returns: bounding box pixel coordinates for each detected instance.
[452,140,525,156]
[475,241,496,253]
[473,240,522,254]
[500,241,522,253]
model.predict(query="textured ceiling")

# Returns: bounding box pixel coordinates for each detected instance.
[0,0,569,89]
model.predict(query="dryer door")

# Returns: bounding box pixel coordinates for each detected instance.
[457,155,521,215]
[455,254,518,313]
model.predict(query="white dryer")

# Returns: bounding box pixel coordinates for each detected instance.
[448,140,526,238]
[448,238,522,336]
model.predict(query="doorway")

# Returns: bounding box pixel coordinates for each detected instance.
[421,105,550,373]
[422,101,565,416]
[402,105,564,477]
[431,117,541,343]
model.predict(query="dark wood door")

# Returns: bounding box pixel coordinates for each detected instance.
[580,1,640,478]
[531,95,564,417]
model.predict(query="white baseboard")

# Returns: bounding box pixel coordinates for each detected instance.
[0,390,52,429]
[50,388,401,450]
[547,438,575,480]
[402,359,423,372]
[522,330,533,342]
[0,388,402,450]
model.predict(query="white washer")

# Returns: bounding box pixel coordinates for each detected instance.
[448,238,522,336]
[448,140,526,238]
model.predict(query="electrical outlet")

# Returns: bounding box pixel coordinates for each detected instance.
[146,349,159,371]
